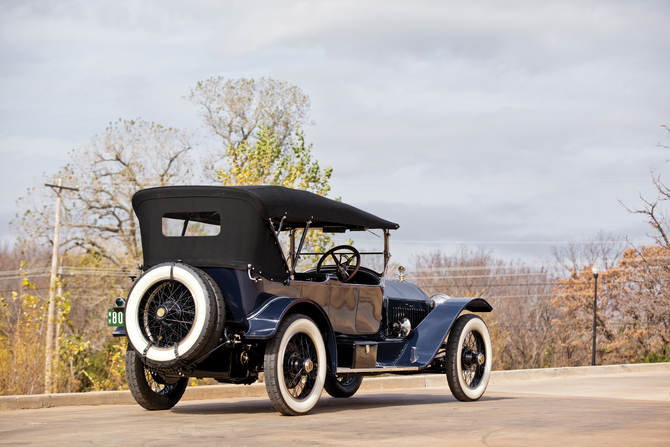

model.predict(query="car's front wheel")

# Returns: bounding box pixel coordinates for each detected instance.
[126,348,188,410]
[264,314,327,416]
[324,374,363,398]
[445,314,492,402]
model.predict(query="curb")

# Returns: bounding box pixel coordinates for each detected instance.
[1,362,667,412]
[488,362,670,384]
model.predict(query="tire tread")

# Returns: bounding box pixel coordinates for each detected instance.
[445,314,489,402]
[323,375,363,398]
[126,348,188,410]
[264,314,325,416]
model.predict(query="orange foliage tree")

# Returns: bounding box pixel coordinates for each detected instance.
[550,246,670,366]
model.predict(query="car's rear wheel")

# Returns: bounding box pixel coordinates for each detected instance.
[264,314,327,416]
[126,348,188,410]
[324,374,363,398]
[124,262,225,369]
[445,314,492,402]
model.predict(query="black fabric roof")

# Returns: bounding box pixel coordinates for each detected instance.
[132,186,398,280]
[133,185,399,230]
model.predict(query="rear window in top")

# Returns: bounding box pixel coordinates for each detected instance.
[162,212,221,237]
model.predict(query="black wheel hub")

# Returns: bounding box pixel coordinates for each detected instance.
[462,351,485,367]
[283,333,318,399]
[336,374,357,385]
[460,329,487,389]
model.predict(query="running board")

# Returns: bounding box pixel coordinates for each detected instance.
[336,366,421,374]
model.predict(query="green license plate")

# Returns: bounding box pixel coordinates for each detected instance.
[107,308,125,327]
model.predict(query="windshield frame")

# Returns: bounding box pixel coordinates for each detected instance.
[282,227,392,278]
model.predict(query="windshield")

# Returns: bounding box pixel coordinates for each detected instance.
[280,228,387,275]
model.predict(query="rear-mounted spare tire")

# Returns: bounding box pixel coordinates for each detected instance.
[125,262,225,369]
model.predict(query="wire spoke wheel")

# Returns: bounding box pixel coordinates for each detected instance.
[144,366,178,395]
[265,314,327,416]
[460,330,486,388]
[124,263,225,369]
[283,333,318,399]
[125,348,188,410]
[445,314,492,402]
[140,281,196,348]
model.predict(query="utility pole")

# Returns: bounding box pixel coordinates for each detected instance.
[44,178,78,394]
[591,264,600,367]
[54,266,64,383]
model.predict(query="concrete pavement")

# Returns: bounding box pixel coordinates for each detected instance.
[2,362,668,411]
[491,370,670,402]
[0,364,669,446]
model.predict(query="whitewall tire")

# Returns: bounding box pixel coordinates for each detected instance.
[445,314,492,402]
[264,314,327,416]
[125,263,225,368]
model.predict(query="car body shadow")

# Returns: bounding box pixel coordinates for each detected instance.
[170,391,511,416]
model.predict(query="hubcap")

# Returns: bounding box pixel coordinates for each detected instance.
[304,359,314,373]
[283,332,318,399]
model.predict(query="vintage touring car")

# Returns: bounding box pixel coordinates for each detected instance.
[109,186,492,415]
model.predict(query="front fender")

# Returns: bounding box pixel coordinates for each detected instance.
[394,297,492,368]
[243,297,337,373]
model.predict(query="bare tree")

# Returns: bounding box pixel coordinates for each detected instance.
[409,246,501,298]
[11,119,195,268]
[622,125,670,250]
[551,230,627,273]
[491,263,557,370]
[409,247,558,370]
[188,76,312,152]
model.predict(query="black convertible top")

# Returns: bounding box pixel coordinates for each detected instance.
[132,186,398,280]
[133,185,399,230]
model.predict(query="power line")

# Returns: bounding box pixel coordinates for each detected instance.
[387,240,634,245]
[331,182,654,191]
[332,172,664,183]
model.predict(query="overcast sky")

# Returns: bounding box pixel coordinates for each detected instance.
[1,0,669,266]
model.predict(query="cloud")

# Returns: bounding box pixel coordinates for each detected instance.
[0,0,668,261]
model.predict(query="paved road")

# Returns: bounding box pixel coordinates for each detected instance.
[2,371,669,446]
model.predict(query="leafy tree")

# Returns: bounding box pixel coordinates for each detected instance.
[216,124,335,264]
[190,77,335,261]
[0,265,48,395]
[218,124,332,196]
[613,246,670,361]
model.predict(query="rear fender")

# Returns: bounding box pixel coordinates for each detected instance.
[244,297,337,374]
[394,297,492,368]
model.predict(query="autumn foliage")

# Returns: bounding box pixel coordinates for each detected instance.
[551,246,670,366]
[410,244,670,371]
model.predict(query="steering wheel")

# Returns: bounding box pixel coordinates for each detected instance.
[316,245,361,283]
